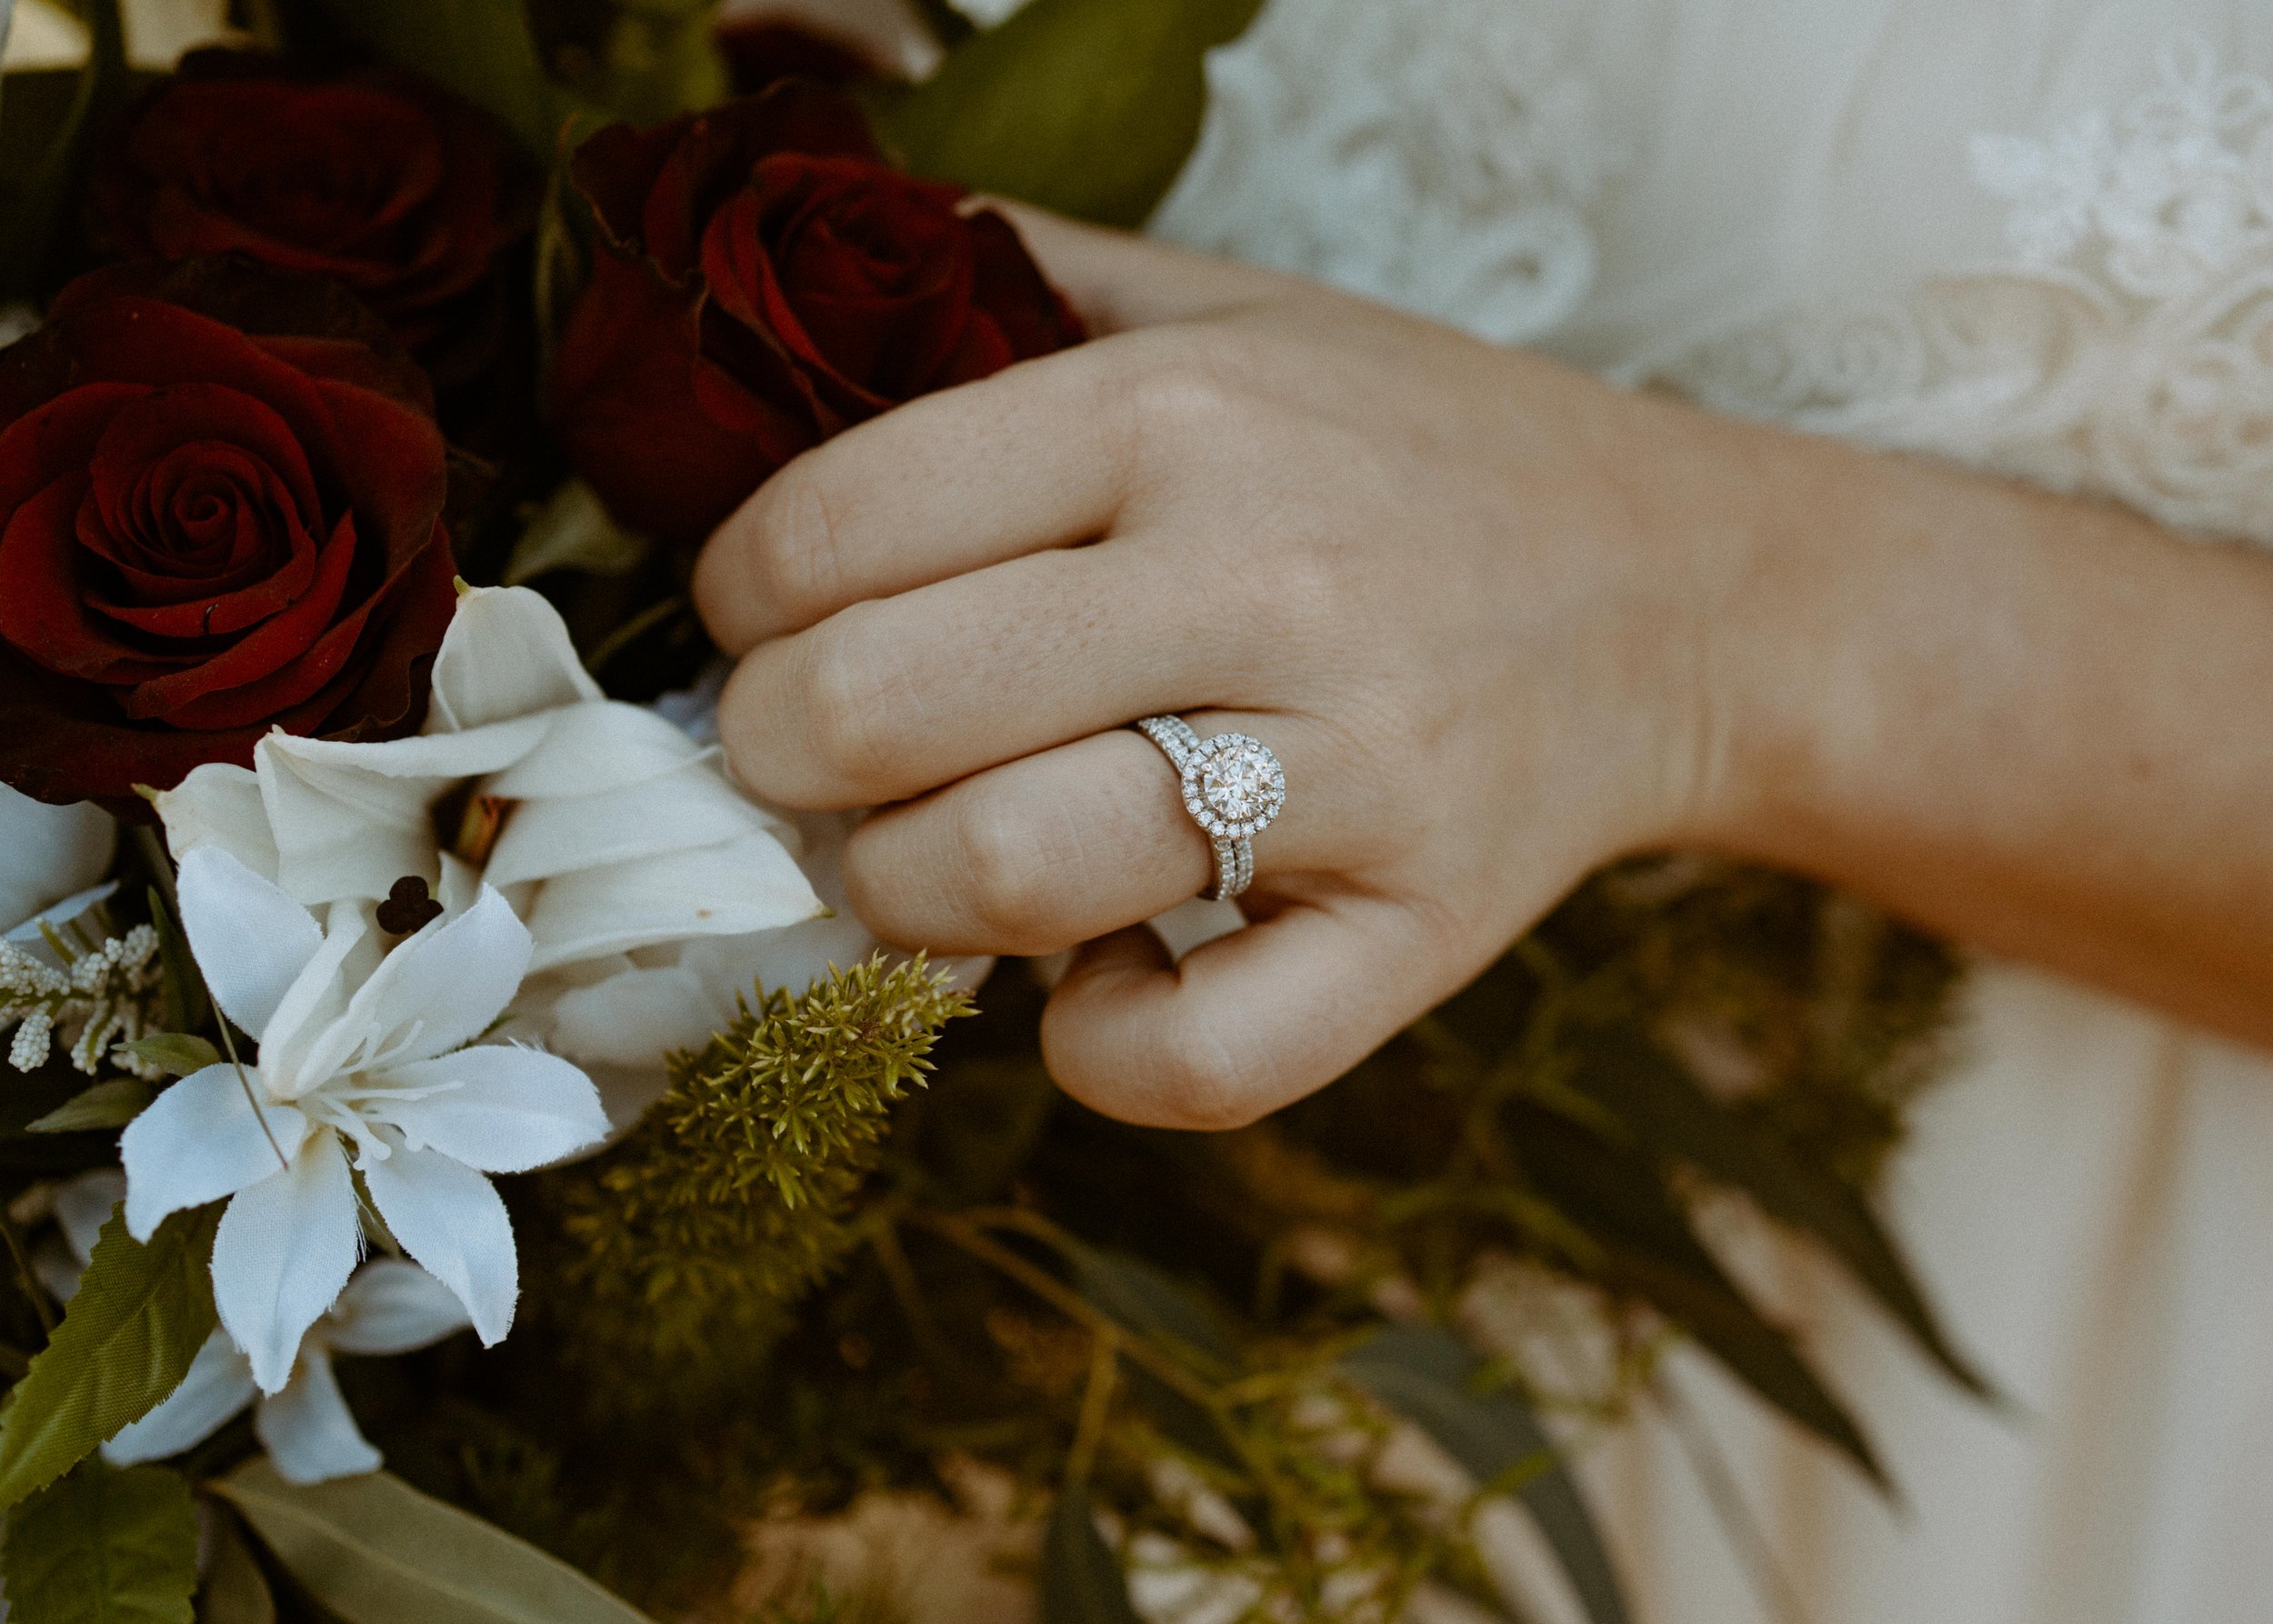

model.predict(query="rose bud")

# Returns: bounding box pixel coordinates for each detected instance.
[89,52,536,396]
[551,83,1085,548]
[0,260,458,808]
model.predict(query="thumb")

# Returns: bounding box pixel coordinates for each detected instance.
[990,199,1295,335]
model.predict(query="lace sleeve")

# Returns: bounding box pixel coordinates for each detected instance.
[1651,38,2273,547]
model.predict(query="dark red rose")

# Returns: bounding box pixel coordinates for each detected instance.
[90,53,535,389]
[0,260,458,807]
[552,85,1085,546]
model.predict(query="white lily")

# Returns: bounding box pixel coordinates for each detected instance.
[151,585,824,1083]
[40,1170,468,1484]
[0,782,116,942]
[105,1261,469,1484]
[120,846,609,1391]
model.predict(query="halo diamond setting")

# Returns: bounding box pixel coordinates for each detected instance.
[1180,733,1287,841]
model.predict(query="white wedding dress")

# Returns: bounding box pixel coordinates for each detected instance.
[1151,5,2273,1623]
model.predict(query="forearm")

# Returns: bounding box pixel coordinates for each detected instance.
[1699,424,2273,1048]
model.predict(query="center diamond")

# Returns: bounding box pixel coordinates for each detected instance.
[1202,752,1272,821]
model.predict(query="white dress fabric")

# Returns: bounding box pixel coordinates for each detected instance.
[1154,5,2273,1623]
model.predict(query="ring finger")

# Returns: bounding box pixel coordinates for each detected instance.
[840,711,1359,957]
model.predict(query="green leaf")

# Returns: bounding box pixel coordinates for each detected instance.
[1573,1032,1992,1399]
[1068,1244,1238,1374]
[213,1460,659,1624]
[28,1078,154,1134]
[306,0,587,157]
[116,1035,221,1082]
[504,479,651,585]
[0,1459,199,1624]
[1507,1103,1889,1490]
[198,1510,278,1624]
[1343,1324,1629,1624]
[0,0,132,298]
[1039,1483,1142,1624]
[0,1206,221,1514]
[876,0,1266,227]
[144,888,206,1040]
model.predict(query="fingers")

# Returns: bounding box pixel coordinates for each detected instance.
[1039,897,1447,1130]
[716,535,1286,808]
[694,345,1139,653]
[987,204,1296,335]
[840,717,1345,957]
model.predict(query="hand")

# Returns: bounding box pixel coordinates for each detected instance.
[693,207,1800,1128]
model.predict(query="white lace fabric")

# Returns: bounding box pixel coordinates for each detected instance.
[1157,11,2273,549]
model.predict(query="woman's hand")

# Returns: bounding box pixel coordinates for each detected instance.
[691,210,1786,1127]
[694,208,2273,1126]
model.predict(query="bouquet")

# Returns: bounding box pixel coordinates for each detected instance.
[0,3,1980,1621]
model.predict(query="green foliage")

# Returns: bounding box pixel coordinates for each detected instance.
[0,1205,220,1513]
[197,1514,278,1624]
[0,0,133,298]
[528,0,726,127]
[307,0,588,156]
[504,479,650,586]
[1344,1324,1626,1624]
[0,1459,198,1624]
[214,1458,657,1624]
[524,956,972,1414]
[877,0,1267,227]
[114,1036,218,1082]
[27,1078,152,1134]
[1041,1484,1143,1624]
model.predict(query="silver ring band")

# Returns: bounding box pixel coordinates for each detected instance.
[1131,717,1285,904]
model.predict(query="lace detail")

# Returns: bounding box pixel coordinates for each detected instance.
[1150,0,1617,346]
[1655,40,2273,545]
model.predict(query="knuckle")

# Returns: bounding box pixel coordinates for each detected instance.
[1137,1026,1268,1132]
[741,465,849,627]
[947,799,1061,948]
[795,614,905,791]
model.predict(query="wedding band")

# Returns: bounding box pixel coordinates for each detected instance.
[1132,717,1287,903]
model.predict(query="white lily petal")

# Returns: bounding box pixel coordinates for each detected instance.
[255,1346,383,1484]
[323,1258,472,1356]
[4,881,119,945]
[255,908,375,1101]
[120,1066,310,1242]
[101,1329,256,1465]
[255,727,504,907]
[482,760,777,890]
[52,1168,126,1268]
[480,701,709,801]
[151,761,276,883]
[213,1133,363,1393]
[373,1045,607,1173]
[525,829,823,972]
[332,886,532,1070]
[175,847,325,1040]
[541,963,726,1068]
[0,783,114,931]
[427,586,601,732]
[358,1144,517,1345]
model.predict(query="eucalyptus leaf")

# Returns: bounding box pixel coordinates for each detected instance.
[28,1077,154,1134]
[0,1459,199,1624]
[0,1205,221,1513]
[117,1034,221,1082]
[1039,1482,1143,1624]
[504,479,650,585]
[198,1510,279,1624]
[307,0,588,157]
[877,0,1265,227]
[1506,1102,1889,1490]
[214,1459,658,1624]
[1343,1323,1629,1624]
[1573,1031,1991,1398]
[1068,1244,1238,1374]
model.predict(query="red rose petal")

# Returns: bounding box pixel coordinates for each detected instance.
[0,477,182,683]
[123,503,358,723]
[82,382,325,562]
[0,382,147,517]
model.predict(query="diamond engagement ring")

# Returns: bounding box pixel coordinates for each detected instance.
[1132,717,1287,903]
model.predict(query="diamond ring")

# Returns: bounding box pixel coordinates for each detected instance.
[1132,717,1287,903]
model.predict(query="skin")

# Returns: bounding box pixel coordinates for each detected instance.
[693,208,2273,1130]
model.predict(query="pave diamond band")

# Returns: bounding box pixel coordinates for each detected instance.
[1132,717,1286,903]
